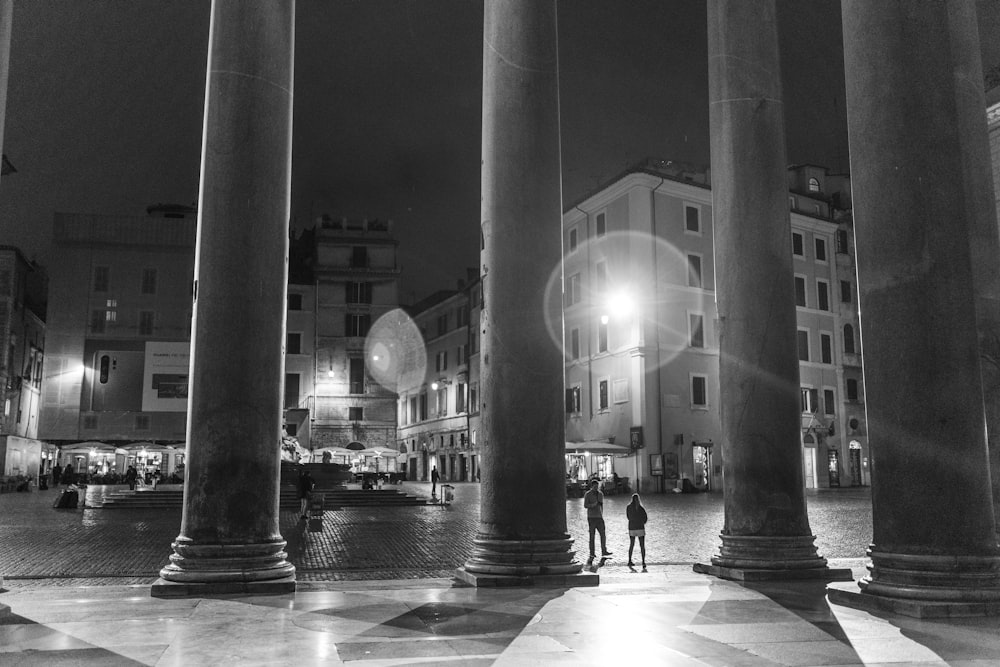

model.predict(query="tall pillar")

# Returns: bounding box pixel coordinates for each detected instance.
[694,0,847,582]
[151,0,296,597]
[828,1,1000,617]
[949,1,1000,541]
[458,0,593,586]
[0,0,13,185]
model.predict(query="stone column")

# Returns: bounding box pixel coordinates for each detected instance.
[694,0,846,582]
[0,0,13,184]
[152,0,296,597]
[828,0,1000,616]
[458,0,592,586]
[949,1,1000,541]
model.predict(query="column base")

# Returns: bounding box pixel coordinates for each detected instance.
[708,534,832,570]
[694,562,853,582]
[455,568,599,588]
[827,580,1000,618]
[150,575,296,598]
[461,535,588,583]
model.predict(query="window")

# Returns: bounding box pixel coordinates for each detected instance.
[684,204,701,234]
[800,387,819,413]
[792,232,804,257]
[349,357,365,394]
[797,329,810,362]
[836,229,849,254]
[91,310,106,334]
[565,385,581,414]
[457,304,470,327]
[691,375,707,407]
[598,319,608,353]
[789,196,796,210]
[351,246,368,268]
[595,212,606,237]
[437,313,449,336]
[470,330,479,354]
[470,383,478,413]
[284,373,300,408]
[288,293,302,310]
[346,282,373,304]
[808,177,820,192]
[286,332,301,355]
[846,378,859,401]
[436,387,448,416]
[139,311,155,336]
[93,266,109,292]
[598,379,609,410]
[349,407,364,421]
[689,313,704,348]
[458,344,468,365]
[823,389,836,416]
[815,238,827,262]
[687,254,703,288]
[565,273,581,306]
[794,276,807,307]
[141,268,157,294]
[435,350,448,372]
[569,226,578,251]
[456,383,467,413]
[286,423,298,436]
[820,332,833,364]
[817,280,830,311]
[410,396,418,423]
[570,328,580,360]
[419,392,427,420]
[840,280,852,303]
[345,314,371,337]
[595,261,607,294]
[844,324,856,354]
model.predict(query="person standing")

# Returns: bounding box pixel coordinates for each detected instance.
[584,479,612,562]
[125,466,138,491]
[430,465,440,497]
[298,468,315,520]
[51,464,62,488]
[626,493,648,570]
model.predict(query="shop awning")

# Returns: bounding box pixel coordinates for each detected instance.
[565,441,632,455]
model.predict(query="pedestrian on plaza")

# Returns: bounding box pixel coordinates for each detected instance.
[61,466,75,487]
[151,468,161,490]
[431,466,440,497]
[51,464,62,487]
[125,466,138,491]
[298,468,315,520]
[584,479,612,562]
[626,493,648,570]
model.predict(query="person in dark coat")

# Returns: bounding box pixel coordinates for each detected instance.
[298,469,315,520]
[51,464,62,487]
[430,466,440,497]
[125,466,138,491]
[61,466,75,487]
[626,493,648,570]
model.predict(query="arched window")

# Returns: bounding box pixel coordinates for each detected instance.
[843,324,855,354]
[808,177,820,192]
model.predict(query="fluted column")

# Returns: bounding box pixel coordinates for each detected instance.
[457,0,591,586]
[828,0,1000,616]
[694,0,846,582]
[152,0,296,596]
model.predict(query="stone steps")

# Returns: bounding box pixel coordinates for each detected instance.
[90,487,429,509]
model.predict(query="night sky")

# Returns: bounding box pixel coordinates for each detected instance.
[2,1,999,303]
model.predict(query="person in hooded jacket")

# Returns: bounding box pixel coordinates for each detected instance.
[626,493,648,570]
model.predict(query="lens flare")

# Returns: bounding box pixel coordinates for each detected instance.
[364,309,427,393]
[543,230,710,370]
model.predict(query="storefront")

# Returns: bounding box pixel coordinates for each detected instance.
[565,441,633,496]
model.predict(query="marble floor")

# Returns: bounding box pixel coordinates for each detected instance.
[2,565,1000,666]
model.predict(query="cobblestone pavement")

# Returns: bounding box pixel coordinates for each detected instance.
[0,482,872,588]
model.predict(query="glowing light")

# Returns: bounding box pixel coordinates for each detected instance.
[600,314,610,325]
[605,289,635,320]
[431,382,439,391]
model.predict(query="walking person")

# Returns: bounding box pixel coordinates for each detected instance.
[584,479,612,562]
[626,493,648,571]
[298,468,315,520]
[430,465,440,497]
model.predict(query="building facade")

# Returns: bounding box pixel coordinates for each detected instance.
[310,217,400,453]
[0,245,49,483]
[561,159,869,494]
[395,274,481,483]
